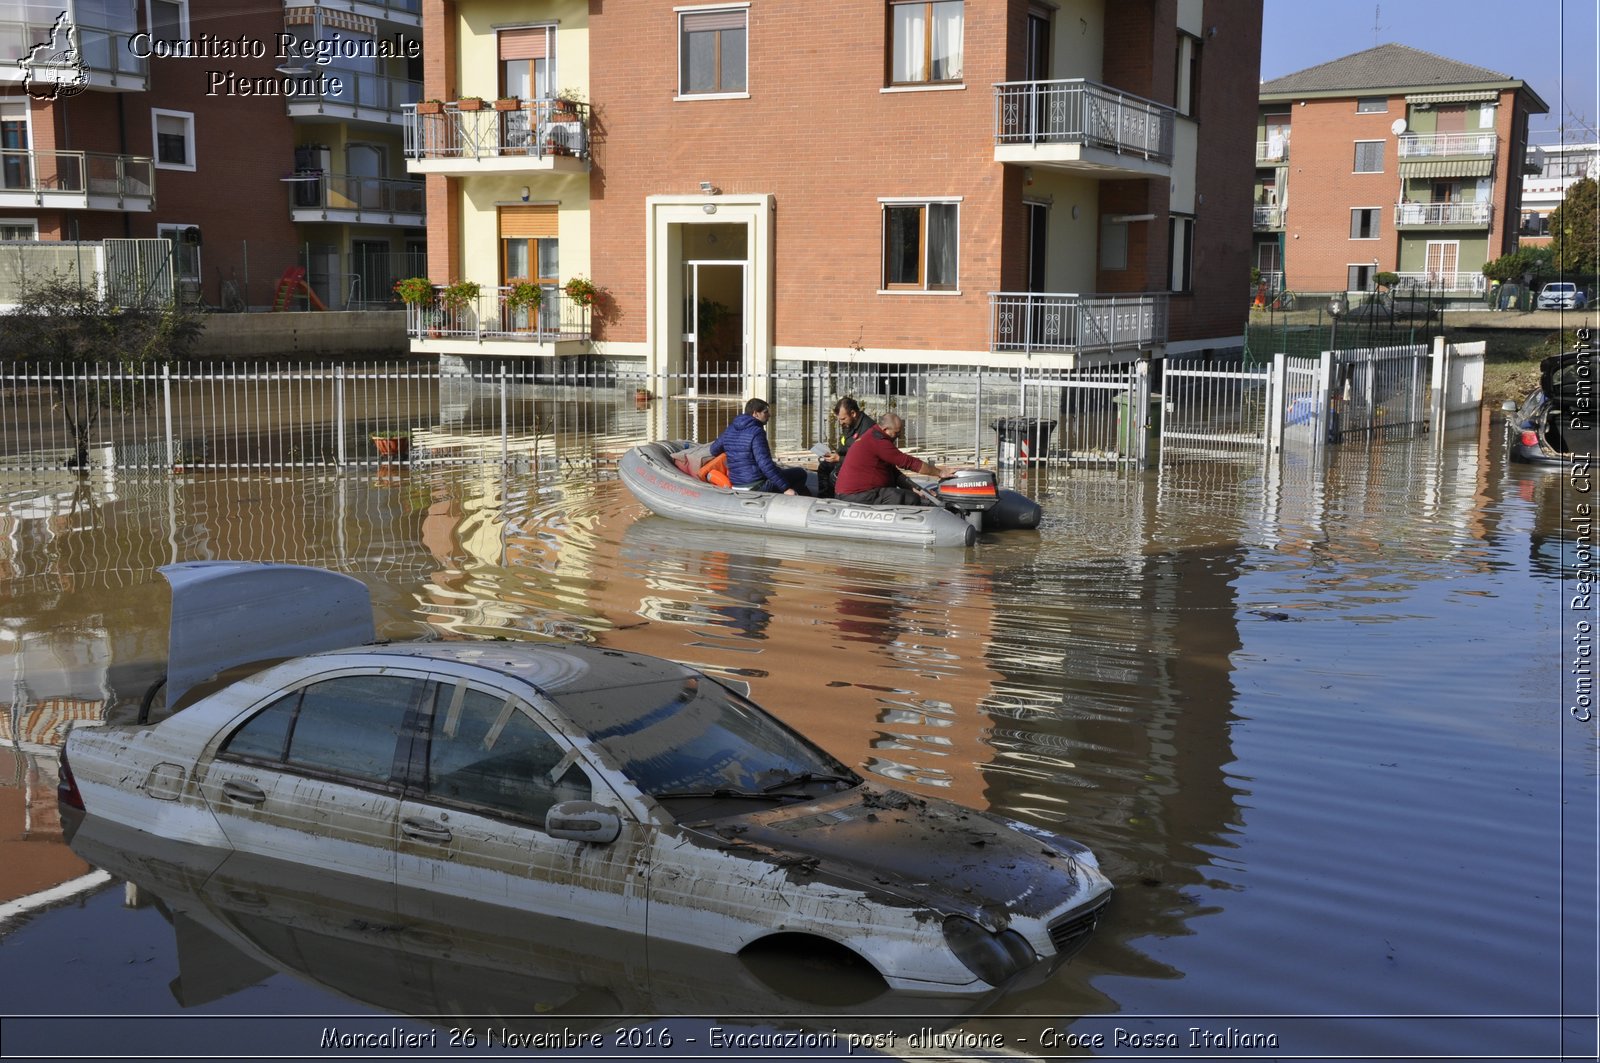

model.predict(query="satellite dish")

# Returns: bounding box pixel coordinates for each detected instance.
[1390,118,1408,136]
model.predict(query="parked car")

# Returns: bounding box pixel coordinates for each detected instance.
[59,562,1113,997]
[1536,282,1588,310]
[1505,338,1598,465]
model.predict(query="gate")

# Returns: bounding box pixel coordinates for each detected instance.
[1014,362,1146,466]
[1326,344,1429,441]
[103,238,174,309]
[1159,359,1271,463]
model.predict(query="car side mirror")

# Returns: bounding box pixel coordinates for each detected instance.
[546,800,621,844]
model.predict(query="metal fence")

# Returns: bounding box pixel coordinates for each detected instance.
[0,348,1455,474]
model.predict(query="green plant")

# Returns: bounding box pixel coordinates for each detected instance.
[562,276,598,307]
[555,87,585,104]
[439,279,482,314]
[393,276,434,305]
[1374,271,1399,289]
[505,279,543,313]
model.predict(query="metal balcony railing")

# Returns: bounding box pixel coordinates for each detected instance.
[994,79,1175,162]
[1256,138,1289,164]
[1393,201,1493,227]
[405,100,591,162]
[989,292,1168,355]
[1397,131,1498,158]
[407,284,592,343]
[1253,205,1284,229]
[1392,271,1487,294]
[287,69,421,115]
[289,172,424,215]
[1,149,154,201]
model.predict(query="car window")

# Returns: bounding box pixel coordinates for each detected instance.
[221,673,420,783]
[422,685,590,825]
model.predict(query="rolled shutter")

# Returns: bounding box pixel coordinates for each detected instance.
[681,9,745,32]
[498,27,550,61]
[499,205,558,239]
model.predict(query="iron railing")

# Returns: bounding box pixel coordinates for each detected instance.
[0,149,155,203]
[1394,201,1493,227]
[1255,138,1289,164]
[989,293,1168,355]
[289,172,425,216]
[405,100,591,162]
[1392,271,1487,294]
[405,284,591,342]
[1252,205,1284,229]
[1397,131,1498,158]
[285,70,422,116]
[993,79,1175,162]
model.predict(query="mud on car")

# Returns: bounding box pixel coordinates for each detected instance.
[59,562,1113,998]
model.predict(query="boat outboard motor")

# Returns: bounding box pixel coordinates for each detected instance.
[934,469,1001,531]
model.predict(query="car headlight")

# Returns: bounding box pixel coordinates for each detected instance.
[941,915,1037,986]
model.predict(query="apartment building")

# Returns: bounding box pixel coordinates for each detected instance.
[407,0,1262,388]
[1519,137,1598,247]
[1255,44,1548,299]
[1,0,425,310]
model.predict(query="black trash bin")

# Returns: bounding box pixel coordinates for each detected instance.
[992,417,1056,466]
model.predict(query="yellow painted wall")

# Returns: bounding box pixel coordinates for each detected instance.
[457,0,590,103]
[1053,0,1105,81]
[1029,170,1099,293]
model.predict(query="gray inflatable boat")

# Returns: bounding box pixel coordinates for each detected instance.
[619,441,1042,549]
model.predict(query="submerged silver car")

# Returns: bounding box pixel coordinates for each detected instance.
[60,562,1112,997]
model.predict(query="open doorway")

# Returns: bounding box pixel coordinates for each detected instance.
[678,222,748,396]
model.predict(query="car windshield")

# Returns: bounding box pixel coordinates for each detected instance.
[551,676,857,797]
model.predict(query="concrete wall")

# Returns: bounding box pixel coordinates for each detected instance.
[193,310,410,358]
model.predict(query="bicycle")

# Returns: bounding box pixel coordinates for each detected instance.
[1270,289,1297,311]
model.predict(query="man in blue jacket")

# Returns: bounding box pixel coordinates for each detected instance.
[708,398,809,495]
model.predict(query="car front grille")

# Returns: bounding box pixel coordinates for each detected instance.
[1048,896,1110,958]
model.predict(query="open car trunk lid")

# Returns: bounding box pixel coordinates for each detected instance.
[160,562,375,710]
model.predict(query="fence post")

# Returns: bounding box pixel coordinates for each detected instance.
[1429,335,1447,432]
[500,365,510,465]
[974,371,983,465]
[1267,352,1286,457]
[1134,358,1151,467]
[1316,351,1334,449]
[162,363,175,469]
[334,365,347,466]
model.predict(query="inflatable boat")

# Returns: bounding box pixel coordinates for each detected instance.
[619,441,1042,549]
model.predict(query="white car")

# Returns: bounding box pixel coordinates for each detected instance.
[1536,282,1588,310]
[60,562,1112,997]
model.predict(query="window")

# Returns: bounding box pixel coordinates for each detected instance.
[889,1,963,85]
[0,221,37,240]
[1167,216,1194,292]
[1099,215,1127,271]
[499,25,554,101]
[1174,33,1201,117]
[421,685,588,825]
[221,674,423,783]
[151,109,194,170]
[1350,208,1380,239]
[157,222,201,281]
[1356,96,1387,113]
[1353,140,1383,173]
[500,204,558,329]
[146,0,186,43]
[1346,264,1374,292]
[679,7,747,96]
[881,199,958,291]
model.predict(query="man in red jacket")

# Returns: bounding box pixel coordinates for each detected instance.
[833,412,944,506]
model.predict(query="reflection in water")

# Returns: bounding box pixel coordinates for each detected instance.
[2,421,1596,1057]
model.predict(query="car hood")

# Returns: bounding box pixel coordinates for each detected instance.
[684,785,1103,929]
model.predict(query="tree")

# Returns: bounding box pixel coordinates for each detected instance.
[0,277,202,469]
[1481,245,1553,284]
[1549,176,1598,276]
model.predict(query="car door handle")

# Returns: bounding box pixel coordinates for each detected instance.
[401,817,453,844]
[220,780,266,806]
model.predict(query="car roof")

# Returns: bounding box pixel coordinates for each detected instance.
[321,641,697,695]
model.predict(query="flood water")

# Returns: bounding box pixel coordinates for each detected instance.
[0,416,1595,1061]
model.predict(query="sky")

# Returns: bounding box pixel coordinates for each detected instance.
[1261,0,1600,141]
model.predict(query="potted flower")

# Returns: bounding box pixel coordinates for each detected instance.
[394,276,434,305]
[552,87,583,120]
[505,278,543,315]
[563,276,599,308]
[439,279,481,315]
[456,95,485,111]
[371,428,412,460]
[416,99,444,115]
[494,95,521,112]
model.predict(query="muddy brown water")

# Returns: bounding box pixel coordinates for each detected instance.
[0,423,1594,1060]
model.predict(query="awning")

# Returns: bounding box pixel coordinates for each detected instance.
[1400,158,1495,178]
[1405,90,1499,104]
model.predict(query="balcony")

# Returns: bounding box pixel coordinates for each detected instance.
[1256,138,1289,164]
[989,292,1168,356]
[405,100,591,175]
[287,173,424,226]
[407,284,592,351]
[284,70,421,127]
[1392,271,1487,295]
[0,149,154,211]
[993,80,1175,179]
[0,20,149,91]
[1397,131,1498,158]
[284,0,422,27]
[1394,201,1493,229]
[1253,205,1284,230]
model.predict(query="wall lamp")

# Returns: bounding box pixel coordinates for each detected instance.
[699,181,721,195]
[520,186,530,202]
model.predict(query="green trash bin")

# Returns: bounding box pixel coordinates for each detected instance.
[1113,393,1163,454]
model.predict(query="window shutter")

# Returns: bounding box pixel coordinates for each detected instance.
[498,27,549,61]
[499,205,558,239]
[681,9,745,32]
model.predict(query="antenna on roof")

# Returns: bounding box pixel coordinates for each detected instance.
[1372,5,1386,47]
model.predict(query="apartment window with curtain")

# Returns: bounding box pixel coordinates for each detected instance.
[679,7,747,96]
[889,1,963,85]
[151,109,194,169]
[881,200,958,291]
[1353,140,1383,173]
[1350,208,1380,239]
[499,25,554,101]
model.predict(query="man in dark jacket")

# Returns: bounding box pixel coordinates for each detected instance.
[834,412,943,506]
[816,396,871,498]
[709,398,809,495]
